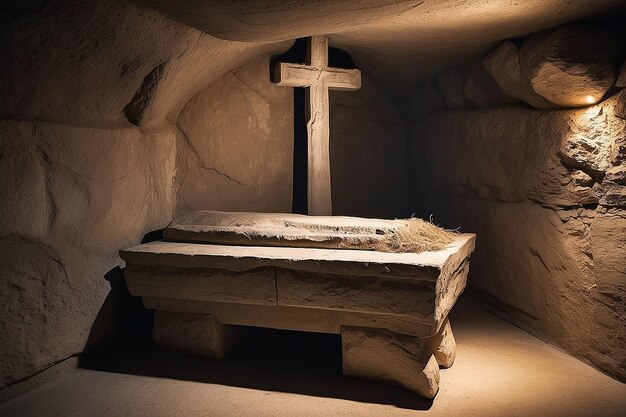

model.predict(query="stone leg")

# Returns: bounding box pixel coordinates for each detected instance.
[153,310,241,360]
[341,326,440,399]
[433,318,456,368]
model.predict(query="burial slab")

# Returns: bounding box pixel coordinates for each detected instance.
[121,210,475,398]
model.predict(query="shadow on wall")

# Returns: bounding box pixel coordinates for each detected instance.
[79,231,165,362]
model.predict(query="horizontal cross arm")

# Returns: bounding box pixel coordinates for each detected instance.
[324,68,361,91]
[274,62,317,88]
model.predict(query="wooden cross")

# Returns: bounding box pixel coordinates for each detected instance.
[274,36,361,216]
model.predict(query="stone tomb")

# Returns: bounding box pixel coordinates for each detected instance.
[121,211,475,398]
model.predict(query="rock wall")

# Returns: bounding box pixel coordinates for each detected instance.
[330,75,409,218]
[177,58,409,219]
[175,56,294,214]
[408,89,626,381]
[0,1,408,391]
[0,0,290,390]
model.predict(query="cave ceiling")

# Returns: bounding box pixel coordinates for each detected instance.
[136,0,626,94]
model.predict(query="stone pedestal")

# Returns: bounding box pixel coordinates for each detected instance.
[153,311,242,360]
[120,211,475,398]
[341,326,441,398]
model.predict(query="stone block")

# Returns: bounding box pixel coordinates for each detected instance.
[463,63,518,108]
[616,60,626,88]
[436,68,466,109]
[433,319,456,368]
[341,326,440,398]
[125,265,277,306]
[153,311,241,359]
[519,25,620,107]
[277,268,436,320]
[483,41,557,110]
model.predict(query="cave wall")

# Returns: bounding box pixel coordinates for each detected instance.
[407,60,626,380]
[0,0,408,391]
[176,57,409,218]
[0,0,290,390]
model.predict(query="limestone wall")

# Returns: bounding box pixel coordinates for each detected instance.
[407,55,626,380]
[0,0,289,389]
[0,1,408,391]
[176,58,409,218]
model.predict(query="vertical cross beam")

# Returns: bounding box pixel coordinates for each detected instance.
[274,36,361,215]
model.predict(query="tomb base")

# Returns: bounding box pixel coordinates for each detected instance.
[153,311,242,360]
[120,210,475,398]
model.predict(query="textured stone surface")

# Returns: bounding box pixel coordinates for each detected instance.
[0,120,178,389]
[137,0,626,93]
[277,269,436,320]
[329,75,409,218]
[435,68,466,109]
[342,326,440,398]
[125,265,277,306]
[153,311,240,360]
[519,25,620,107]
[176,57,409,219]
[120,234,475,282]
[2,300,625,417]
[409,89,626,380]
[0,1,287,128]
[0,237,75,388]
[410,90,626,208]
[175,56,294,214]
[463,63,517,108]
[482,41,557,110]
[616,60,626,88]
[433,319,456,368]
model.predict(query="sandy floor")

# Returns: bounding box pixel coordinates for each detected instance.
[1,299,624,417]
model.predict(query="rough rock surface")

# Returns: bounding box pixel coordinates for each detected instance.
[401,79,445,120]
[0,1,287,128]
[342,326,440,398]
[519,25,620,107]
[176,56,294,214]
[409,89,626,380]
[1,2,412,390]
[0,119,178,388]
[483,41,557,110]
[0,0,289,390]
[329,75,409,218]
[176,59,409,219]
[463,63,518,108]
[138,0,626,94]
[435,68,466,109]
[616,61,626,88]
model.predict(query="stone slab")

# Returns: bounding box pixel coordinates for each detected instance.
[277,268,436,319]
[125,265,277,306]
[164,209,401,249]
[142,298,435,337]
[121,233,474,281]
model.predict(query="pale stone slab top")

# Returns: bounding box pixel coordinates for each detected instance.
[120,233,475,281]
[164,209,404,249]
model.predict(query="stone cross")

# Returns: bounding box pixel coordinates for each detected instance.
[274,36,361,215]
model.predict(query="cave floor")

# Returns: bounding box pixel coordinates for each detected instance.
[1,299,625,417]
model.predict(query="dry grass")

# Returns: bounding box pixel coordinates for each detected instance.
[372,218,456,253]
